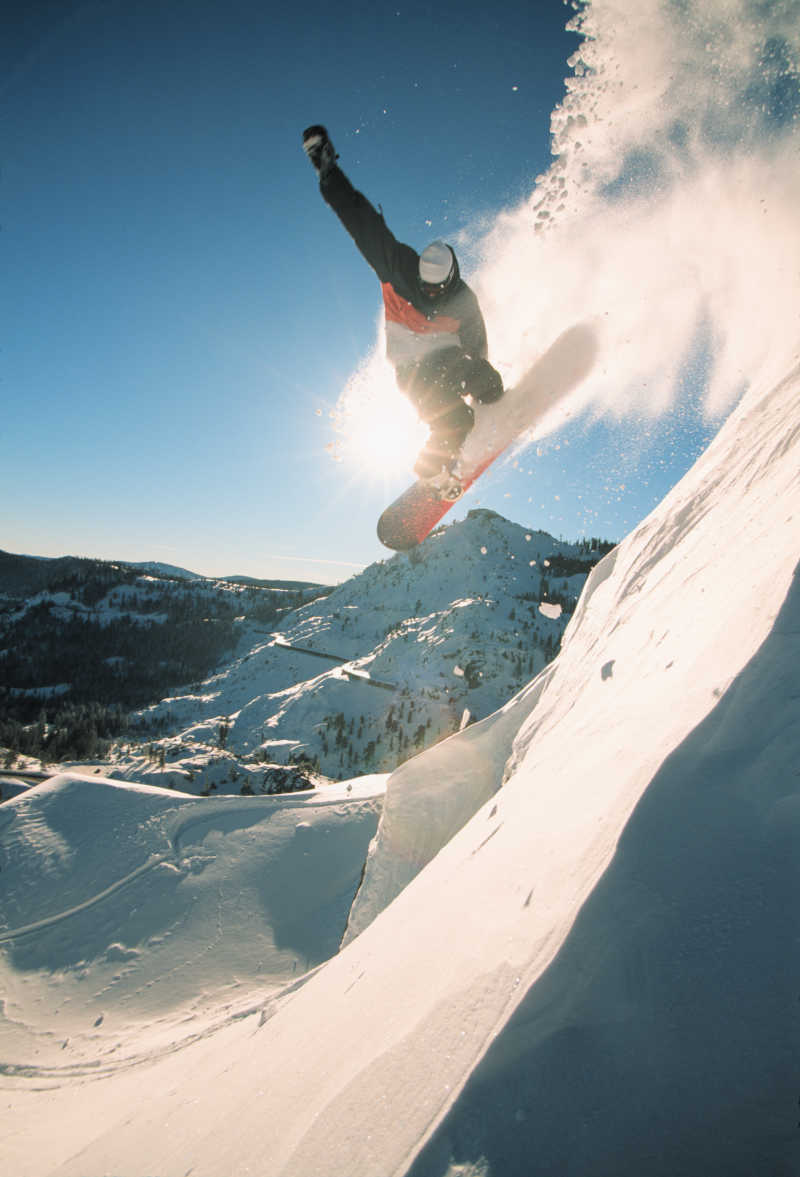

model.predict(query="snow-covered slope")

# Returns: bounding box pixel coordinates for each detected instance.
[2,353,797,1177]
[0,773,382,1131]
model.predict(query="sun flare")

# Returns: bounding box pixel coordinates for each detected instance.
[331,360,427,478]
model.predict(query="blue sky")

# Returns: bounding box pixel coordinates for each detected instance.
[2,0,726,583]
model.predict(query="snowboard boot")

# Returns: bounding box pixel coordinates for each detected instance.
[302,125,338,179]
[426,467,464,501]
[414,439,465,500]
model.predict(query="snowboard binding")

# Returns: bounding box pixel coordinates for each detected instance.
[423,467,464,501]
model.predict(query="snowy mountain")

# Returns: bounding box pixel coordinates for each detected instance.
[1,520,601,790]
[127,560,203,580]
[104,511,606,792]
[0,554,326,763]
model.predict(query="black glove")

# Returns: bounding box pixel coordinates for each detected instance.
[302,125,338,179]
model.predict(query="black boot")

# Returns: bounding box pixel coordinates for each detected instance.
[413,429,466,500]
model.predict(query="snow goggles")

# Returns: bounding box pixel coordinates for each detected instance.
[419,274,454,298]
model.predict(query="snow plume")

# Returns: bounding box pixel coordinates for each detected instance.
[477,0,800,419]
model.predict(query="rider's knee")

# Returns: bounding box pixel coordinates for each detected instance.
[463,358,503,404]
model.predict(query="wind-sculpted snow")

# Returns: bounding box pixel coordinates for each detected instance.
[342,661,558,945]
[0,773,382,1097]
[409,561,800,1177]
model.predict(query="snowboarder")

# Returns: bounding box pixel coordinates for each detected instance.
[302,125,503,489]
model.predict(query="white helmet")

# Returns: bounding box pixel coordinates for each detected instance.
[418,241,456,294]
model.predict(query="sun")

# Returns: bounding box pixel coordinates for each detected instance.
[341,392,427,475]
[332,361,427,478]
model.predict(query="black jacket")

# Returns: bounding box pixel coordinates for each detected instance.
[320,166,488,371]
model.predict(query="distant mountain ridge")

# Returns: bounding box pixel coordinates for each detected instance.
[0,553,328,765]
[0,549,324,597]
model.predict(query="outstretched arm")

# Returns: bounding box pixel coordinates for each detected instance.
[319,166,420,296]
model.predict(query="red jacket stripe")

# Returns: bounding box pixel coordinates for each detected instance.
[381,283,461,336]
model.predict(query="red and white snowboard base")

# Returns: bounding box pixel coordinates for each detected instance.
[377,324,597,551]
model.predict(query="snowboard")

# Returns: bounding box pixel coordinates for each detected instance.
[377,324,597,551]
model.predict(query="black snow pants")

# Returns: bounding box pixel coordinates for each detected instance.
[397,346,503,476]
